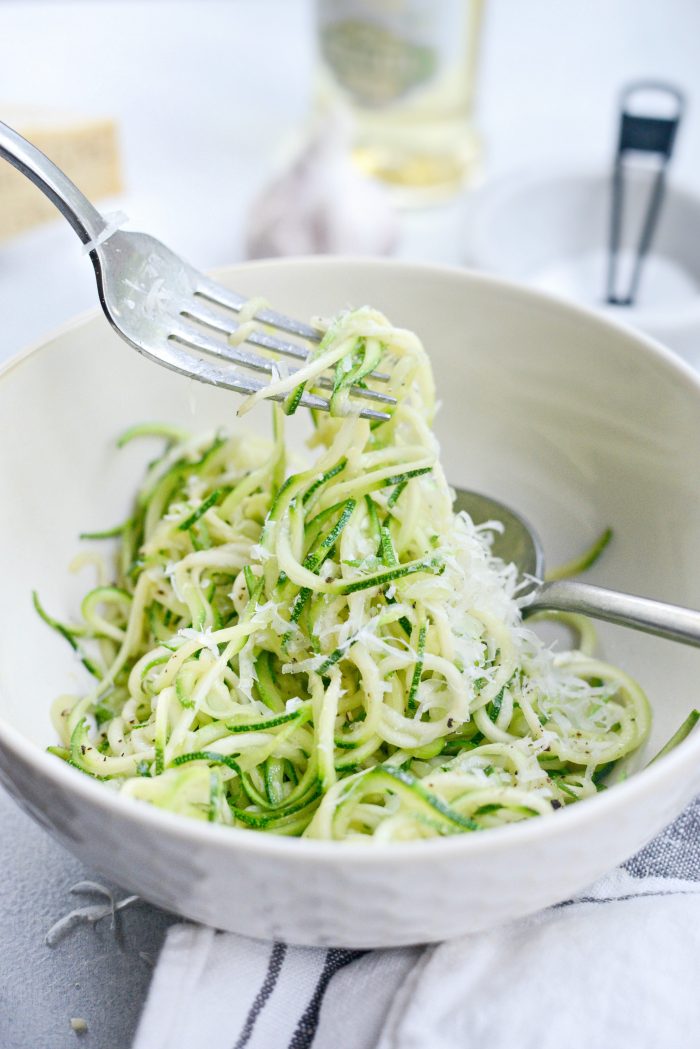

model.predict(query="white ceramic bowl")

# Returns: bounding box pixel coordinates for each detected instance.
[465,167,700,368]
[1,258,700,948]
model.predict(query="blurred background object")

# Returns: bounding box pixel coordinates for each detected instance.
[465,80,700,367]
[605,81,684,308]
[245,115,398,257]
[314,0,485,206]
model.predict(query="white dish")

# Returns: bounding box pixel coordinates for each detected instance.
[1,258,699,947]
[465,167,700,369]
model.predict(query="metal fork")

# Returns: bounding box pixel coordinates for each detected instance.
[0,121,394,420]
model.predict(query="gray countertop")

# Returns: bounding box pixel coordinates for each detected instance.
[0,786,176,1049]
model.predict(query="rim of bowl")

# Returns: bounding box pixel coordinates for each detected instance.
[466,164,700,332]
[2,255,700,864]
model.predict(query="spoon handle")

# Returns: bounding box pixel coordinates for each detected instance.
[522,580,700,647]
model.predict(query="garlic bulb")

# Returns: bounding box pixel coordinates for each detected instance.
[245,118,398,259]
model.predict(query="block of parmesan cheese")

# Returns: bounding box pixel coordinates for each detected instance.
[0,108,122,241]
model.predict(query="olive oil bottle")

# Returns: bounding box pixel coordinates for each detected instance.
[315,0,485,207]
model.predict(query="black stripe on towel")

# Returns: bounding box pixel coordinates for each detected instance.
[234,942,288,1049]
[288,948,365,1049]
[556,887,700,909]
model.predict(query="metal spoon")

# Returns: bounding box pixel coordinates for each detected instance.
[454,488,700,648]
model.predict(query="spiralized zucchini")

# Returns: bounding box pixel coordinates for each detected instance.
[41,306,651,841]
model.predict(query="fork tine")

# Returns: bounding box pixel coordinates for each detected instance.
[145,338,269,398]
[173,317,396,407]
[157,337,390,421]
[195,275,321,342]
[170,322,281,376]
[182,296,391,383]
[182,299,308,360]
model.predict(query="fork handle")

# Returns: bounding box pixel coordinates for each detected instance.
[0,120,107,245]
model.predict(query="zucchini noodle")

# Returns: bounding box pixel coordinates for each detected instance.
[39,306,651,841]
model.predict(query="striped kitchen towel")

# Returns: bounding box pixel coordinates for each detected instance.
[134,797,700,1049]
